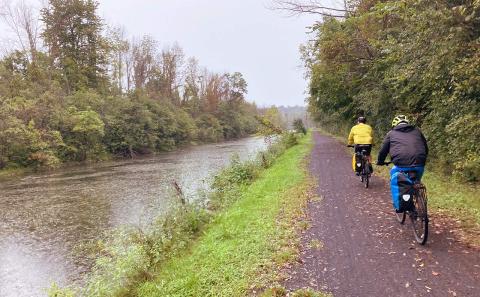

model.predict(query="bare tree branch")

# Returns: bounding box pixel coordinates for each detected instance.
[0,0,39,62]
[270,0,353,18]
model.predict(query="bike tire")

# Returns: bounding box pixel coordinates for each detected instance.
[395,211,406,224]
[364,160,370,188]
[411,185,428,245]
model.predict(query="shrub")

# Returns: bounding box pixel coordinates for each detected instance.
[281,132,299,149]
[293,118,307,135]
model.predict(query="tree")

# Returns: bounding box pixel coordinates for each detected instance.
[158,44,184,103]
[0,0,40,63]
[182,57,202,115]
[293,118,307,134]
[68,107,105,161]
[107,26,129,94]
[0,0,261,172]
[41,0,109,92]
[256,106,285,136]
[227,72,247,102]
[303,0,480,181]
[131,35,157,90]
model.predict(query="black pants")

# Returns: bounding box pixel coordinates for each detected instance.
[355,144,372,156]
[355,145,372,173]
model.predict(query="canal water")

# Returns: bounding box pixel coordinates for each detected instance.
[0,137,266,297]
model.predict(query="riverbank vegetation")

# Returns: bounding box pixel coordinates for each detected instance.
[299,0,479,183]
[48,132,314,296]
[0,0,258,172]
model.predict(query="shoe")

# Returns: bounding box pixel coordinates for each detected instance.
[355,172,360,176]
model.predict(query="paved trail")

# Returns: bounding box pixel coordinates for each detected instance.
[284,132,479,297]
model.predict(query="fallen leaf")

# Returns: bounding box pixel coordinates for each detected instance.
[432,271,440,276]
[448,289,457,296]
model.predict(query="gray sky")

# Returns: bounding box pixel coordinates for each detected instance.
[98,0,320,107]
[0,0,324,106]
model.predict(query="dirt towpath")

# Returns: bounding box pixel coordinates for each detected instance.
[284,132,480,297]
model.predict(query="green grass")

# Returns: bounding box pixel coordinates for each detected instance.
[136,133,316,297]
[424,172,480,221]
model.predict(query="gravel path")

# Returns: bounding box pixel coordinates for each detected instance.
[284,132,480,297]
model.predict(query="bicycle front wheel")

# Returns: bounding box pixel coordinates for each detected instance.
[411,185,428,245]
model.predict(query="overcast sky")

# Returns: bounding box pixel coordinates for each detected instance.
[97,0,320,107]
[0,0,326,106]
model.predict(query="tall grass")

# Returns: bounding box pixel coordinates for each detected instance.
[136,132,314,296]
[48,132,301,297]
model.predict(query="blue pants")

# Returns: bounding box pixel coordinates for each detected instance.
[390,165,425,181]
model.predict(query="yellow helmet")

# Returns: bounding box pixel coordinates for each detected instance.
[392,115,409,127]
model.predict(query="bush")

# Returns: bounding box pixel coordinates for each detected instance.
[293,118,307,135]
[281,132,299,149]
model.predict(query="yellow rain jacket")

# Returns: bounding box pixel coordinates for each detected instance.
[348,123,374,171]
[348,123,374,145]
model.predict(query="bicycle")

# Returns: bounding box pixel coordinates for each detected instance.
[348,145,371,188]
[381,162,429,245]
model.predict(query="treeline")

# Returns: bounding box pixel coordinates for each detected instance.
[303,0,480,181]
[0,0,258,170]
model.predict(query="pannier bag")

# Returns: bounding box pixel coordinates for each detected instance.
[352,154,362,172]
[390,171,414,212]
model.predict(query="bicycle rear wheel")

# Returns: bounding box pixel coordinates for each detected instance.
[364,160,370,188]
[410,185,428,245]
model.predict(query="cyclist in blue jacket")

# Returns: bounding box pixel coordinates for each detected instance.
[377,115,429,179]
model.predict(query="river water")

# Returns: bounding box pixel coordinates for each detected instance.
[0,137,266,297]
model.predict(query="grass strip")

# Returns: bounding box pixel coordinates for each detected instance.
[136,133,316,296]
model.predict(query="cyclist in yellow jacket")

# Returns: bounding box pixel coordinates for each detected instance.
[348,117,374,174]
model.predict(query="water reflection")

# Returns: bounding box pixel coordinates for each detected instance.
[0,137,266,296]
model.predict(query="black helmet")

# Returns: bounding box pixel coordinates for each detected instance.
[357,116,366,123]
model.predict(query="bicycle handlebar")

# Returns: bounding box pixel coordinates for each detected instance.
[347,144,374,148]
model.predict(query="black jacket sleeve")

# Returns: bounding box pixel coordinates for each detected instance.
[377,132,391,164]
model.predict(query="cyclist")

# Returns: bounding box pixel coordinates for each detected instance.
[348,116,374,175]
[376,115,428,179]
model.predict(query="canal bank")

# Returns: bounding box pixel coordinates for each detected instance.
[49,132,314,296]
[0,137,266,297]
[134,133,314,296]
